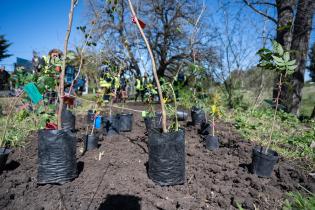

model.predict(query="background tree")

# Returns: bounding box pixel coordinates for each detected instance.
[309,42,315,82]
[243,0,315,115]
[89,0,218,78]
[0,35,11,62]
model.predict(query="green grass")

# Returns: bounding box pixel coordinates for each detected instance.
[301,83,315,116]
[283,192,315,210]
[225,107,315,170]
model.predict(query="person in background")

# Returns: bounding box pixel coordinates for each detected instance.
[135,73,148,102]
[135,76,142,102]
[0,66,10,90]
[120,76,128,103]
[99,72,112,102]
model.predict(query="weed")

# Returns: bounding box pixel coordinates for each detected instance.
[283,192,315,210]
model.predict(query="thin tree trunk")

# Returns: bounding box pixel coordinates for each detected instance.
[128,0,167,133]
[57,0,75,130]
[284,0,315,115]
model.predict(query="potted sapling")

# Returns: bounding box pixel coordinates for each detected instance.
[84,110,100,151]
[128,0,185,186]
[143,82,162,131]
[187,63,206,125]
[204,100,222,151]
[118,97,133,132]
[251,40,297,177]
[37,0,78,184]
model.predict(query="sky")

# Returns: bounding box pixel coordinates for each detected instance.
[0,0,87,72]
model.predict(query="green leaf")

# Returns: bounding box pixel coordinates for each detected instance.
[272,55,284,63]
[272,40,284,56]
[286,60,296,66]
[287,65,298,71]
[283,52,290,62]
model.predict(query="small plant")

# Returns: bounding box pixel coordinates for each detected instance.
[283,192,315,210]
[143,82,157,118]
[257,40,297,154]
[208,93,222,137]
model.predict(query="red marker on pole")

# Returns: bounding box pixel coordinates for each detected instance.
[132,16,146,29]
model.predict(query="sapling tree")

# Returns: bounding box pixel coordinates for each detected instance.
[143,83,157,117]
[257,40,297,153]
[208,93,222,137]
[57,0,76,130]
[127,0,167,133]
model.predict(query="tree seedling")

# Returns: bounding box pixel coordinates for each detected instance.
[257,40,297,154]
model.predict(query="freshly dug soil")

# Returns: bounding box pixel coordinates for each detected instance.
[0,103,314,210]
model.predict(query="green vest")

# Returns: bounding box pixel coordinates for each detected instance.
[136,79,141,90]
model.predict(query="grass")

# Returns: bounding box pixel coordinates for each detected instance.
[301,83,315,117]
[282,192,315,210]
[224,106,315,170]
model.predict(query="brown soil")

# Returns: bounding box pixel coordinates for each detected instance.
[0,103,314,210]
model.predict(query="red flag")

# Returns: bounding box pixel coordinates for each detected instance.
[132,16,146,29]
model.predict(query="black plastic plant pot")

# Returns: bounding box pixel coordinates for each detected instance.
[199,122,211,135]
[37,129,77,184]
[119,113,133,132]
[205,135,219,150]
[61,109,76,132]
[177,111,188,121]
[85,134,98,151]
[144,112,162,131]
[148,128,185,186]
[191,107,206,125]
[0,148,11,172]
[105,115,120,136]
[87,110,95,124]
[251,146,279,177]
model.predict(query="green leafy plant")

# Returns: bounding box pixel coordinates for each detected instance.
[207,92,222,137]
[160,77,179,131]
[257,40,297,153]
[283,192,315,210]
[143,82,158,118]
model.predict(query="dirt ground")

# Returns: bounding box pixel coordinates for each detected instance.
[0,103,314,210]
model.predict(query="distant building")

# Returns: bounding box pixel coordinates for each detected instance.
[14,57,32,72]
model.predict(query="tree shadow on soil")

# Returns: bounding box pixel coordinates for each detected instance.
[98,194,141,210]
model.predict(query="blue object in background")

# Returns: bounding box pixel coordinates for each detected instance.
[94,115,102,129]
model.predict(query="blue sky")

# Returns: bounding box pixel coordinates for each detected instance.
[0,0,87,71]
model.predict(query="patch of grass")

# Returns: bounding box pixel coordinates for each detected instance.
[301,84,315,117]
[283,192,315,210]
[0,111,39,147]
[225,107,315,169]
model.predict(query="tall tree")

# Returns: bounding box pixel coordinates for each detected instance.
[142,0,216,78]
[243,0,315,115]
[285,0,315,114]
[90,0,141,76]
[0,35,11,61]
[309,42,315,82]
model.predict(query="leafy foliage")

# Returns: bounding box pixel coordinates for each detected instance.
[283,192,315,210]
[229,107,315,167]
[257,40,296,75]
[0,35,11,61]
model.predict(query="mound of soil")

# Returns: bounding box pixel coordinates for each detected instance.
[0,104,314,210]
